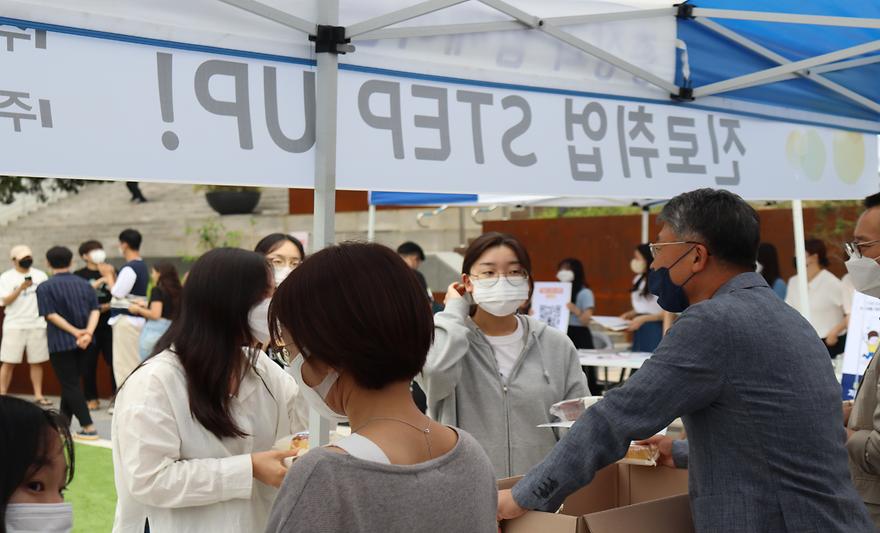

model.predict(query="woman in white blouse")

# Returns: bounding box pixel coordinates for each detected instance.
[111,248,308,533]
[785,238,848,358]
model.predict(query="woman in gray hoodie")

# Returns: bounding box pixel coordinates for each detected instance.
[418,232,589,478]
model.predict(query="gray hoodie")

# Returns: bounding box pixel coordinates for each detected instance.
[417,297,589,478]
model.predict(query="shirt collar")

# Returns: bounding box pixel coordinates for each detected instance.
[715,271,769,295]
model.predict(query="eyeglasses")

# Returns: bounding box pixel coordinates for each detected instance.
[268,256,302,269]
[468,269,530,288]
[844,240,880,259]
[648,241,705,257]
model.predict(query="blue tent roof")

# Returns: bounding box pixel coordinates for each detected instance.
[677,1,880,132]
[368,192,478,206]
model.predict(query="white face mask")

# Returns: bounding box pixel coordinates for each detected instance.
[289,355,348,424]
[630,259,647,275]
[471,276,529,317]
[273,266,293,287]
[556,270,575,283]
[6,503,73,533]
[845,255,880,299]
[247,298,272,346]
[88,249,106,264]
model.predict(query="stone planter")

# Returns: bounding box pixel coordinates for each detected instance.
[205,190,261,215]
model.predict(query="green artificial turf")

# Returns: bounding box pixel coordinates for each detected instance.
[67,443,116,533]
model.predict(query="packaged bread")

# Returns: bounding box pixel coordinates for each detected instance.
[549,396,603,422]
[619,443,660,466]
[290,432,310,457]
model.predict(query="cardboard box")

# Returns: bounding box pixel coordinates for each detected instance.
[498,463,692,533]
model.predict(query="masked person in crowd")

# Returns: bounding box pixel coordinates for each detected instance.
[786,238,849,359]
[265,242,498,532]
[74,240,116,408]
[557,258,596,390]
[129,263,182,361]
[620,244,665,352]
[498,188,873,532]
[109,229,149,386]
[418,232,588,478]
[1,395,75,533]
[111,248,308,533]
[843,192,880,528]
[0,245,51,406]
[254,233,305,288]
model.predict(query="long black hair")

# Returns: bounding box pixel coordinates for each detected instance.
[152,262,182,320]
[757,242,782,287]
[557,258,588,303]
[150,248,272,439]
[0,396,74,531]
[633,244,654,297]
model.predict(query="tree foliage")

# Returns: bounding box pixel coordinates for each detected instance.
[0,176,94,204]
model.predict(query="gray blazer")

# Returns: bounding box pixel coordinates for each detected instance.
[512,273,873,532]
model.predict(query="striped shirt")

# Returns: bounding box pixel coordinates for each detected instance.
[36,272,98,353]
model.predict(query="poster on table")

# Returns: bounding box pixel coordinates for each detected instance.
[841,291,880,400]
[531,282,572,332]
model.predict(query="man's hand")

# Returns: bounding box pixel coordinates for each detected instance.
[251,449,298,488]
[19,279,33,291]
[76,332,93,350]
[497,489,527,522]
[636,435,676,468]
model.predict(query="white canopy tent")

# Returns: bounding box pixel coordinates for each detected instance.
[4,0,879,440]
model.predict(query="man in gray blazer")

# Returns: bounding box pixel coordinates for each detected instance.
[498,188,873,532]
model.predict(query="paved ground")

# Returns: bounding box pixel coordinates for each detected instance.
[10,393,113,448]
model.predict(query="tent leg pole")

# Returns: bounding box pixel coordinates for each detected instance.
[458,207,467,247]
[367,204,377,242]
[641,207,650,243]
[309,0,340,448]
[792,200,811,323]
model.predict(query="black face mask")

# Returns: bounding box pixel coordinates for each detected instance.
[18,257,33,269]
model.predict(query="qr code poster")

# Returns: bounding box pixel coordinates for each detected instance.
[532,282,573,332]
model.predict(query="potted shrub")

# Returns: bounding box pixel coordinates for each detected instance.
[197,185,261,215]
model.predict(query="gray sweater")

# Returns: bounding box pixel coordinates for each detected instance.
[264,429,497,533]
[417,298,589,477]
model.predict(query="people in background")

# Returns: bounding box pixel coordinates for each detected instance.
[0,245,51,406]
[74,240,116,409]
[36,246,101,441]
[254,233,305,288]
[621,244,664,352]
[265,242,498,533]
[757,242,787,300]
[498,188,874,531]
[125,182,147,204]
[842,191,880,528]
[129,263,181,360]
[111,248,308,533]
[785,238,848,359]
[556,258,597,390]
[398,241,433,414]
[418,232,588,478]
[0,396,75,533]
[109,229,149,386]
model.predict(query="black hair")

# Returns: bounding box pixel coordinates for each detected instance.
[254,233,305,260]
[0,396,74,530]
[46,246,73,269]
[757,242,782,287]
[658,188,759,269]
[805,238,830,268]
[557,257,588,303]
[119,229,142,251]
[77,240,103,257]
[397,241,426,262]
[864,193,880,209]
[270,242,433,389]
[152,262,183,320]
[633,243,654,297]
[148,248,272,439]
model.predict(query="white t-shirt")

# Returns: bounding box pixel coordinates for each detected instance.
[0,268,48,330]
[785,269,846,339]
[631,276,663,315]
[484,318,525,383]
[841,274,856,316]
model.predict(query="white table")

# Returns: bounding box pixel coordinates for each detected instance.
[578,350,653,370]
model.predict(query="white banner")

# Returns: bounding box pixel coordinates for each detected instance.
[2,24,877,200]
[531,282,572,332]
[841,291,880,400]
